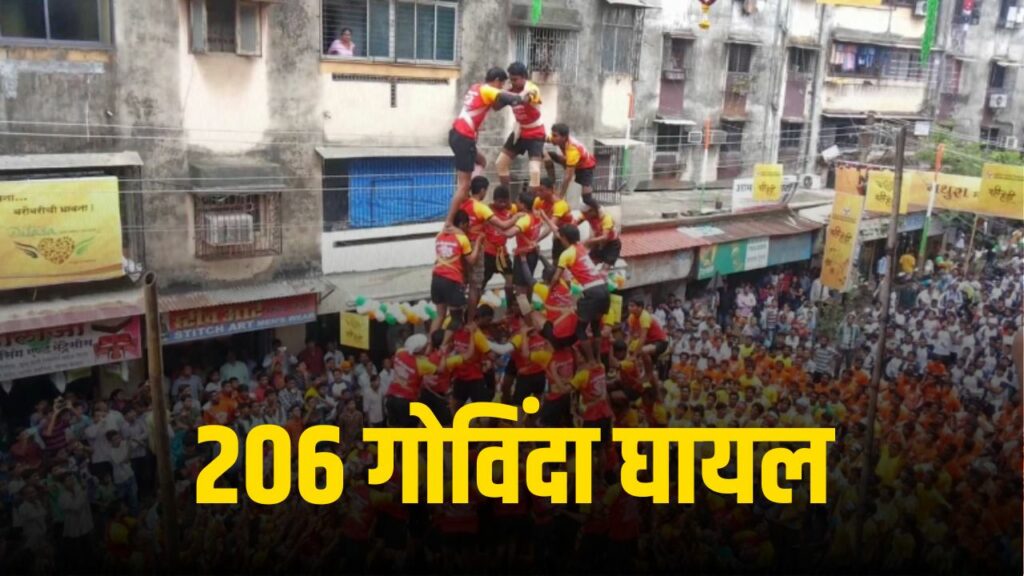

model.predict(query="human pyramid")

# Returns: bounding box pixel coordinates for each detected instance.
[364,62,668,455]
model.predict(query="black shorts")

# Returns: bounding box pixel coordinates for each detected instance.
[650,340,669,358]
[542,321,578,350]
[431,274,466,308]
[578,285,611,324]
[453,378,490,405]
[449,128,478,173]
[503,133,546,158]
[513,252,540,287]
[590,239,622,267]
[583,417,613,444]
[385,396,416,428]
[484,251,512,286]
[575,167,595,188]
[552,238,566,264]
[539,394,572,427]
[514,372,547,404]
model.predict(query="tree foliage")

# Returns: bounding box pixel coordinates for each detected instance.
[914,133,1024,177]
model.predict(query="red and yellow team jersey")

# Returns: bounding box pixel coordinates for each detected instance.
[510,332,553,376]
[451,328,491,382]
[617,358,644,396]
[533,196,573,227]
[550,135,597,170]
[420,350,465,396]
[514,212,543,255]
[545,280,578,339]
[484,203,517,256]
[546,347,576,400]
[558,244,605,289]
[580,211,617,241]
[433,231,473,284]
[571,364,613,421]
[387,350,437,401]
[628,310,668,343]
[460,198,494,242]
[453,83,501,140]
[510,81,545,140]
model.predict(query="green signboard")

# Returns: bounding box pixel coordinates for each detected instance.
[697,237,770,279]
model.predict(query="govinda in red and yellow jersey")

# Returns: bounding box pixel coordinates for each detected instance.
[451,327,491,382]
[433,230,473,285]
[571,363,613,421]
[510,332,553,376]
[453,83,502,141]
[557,243,606,289]
[533,195,573,227]
[514,212,543,255]
[510,81,545,140]
[460,197,495,243]
[550,134,597,170]
[546,347,576,401]
[579,210,618,241]
[483,202,518,256]
[628,309,668,344]
[386,349,438,401]
[545,280,578,340]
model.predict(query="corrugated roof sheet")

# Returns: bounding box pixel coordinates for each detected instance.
[158,278,334,312]
[0,287,144,334]
[678,212,823,243]
[621,228,710,258]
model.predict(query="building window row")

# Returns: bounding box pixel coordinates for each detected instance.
[0,0,112,45]
[321,0,458,64]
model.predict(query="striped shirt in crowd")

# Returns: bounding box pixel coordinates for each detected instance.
[813,347,835,374]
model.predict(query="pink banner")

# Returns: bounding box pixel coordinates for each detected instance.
[0,316,142,380]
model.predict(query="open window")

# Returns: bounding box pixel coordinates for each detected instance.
[189,0,263,56]
[321,0,458,63]
[513,27,580,82]
[0,0,113,45]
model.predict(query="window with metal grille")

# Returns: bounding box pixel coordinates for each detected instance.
[592,145,626,205]
[194,193,281,259]
[0,0,112,44]
[321,0,458,63]
[513,27,579,82]
[980,127,1001,150]
[720,120,744,153]
[602,7,643,78]
[189,0,262,56]
[322,156,455,229]
[788,48,816,75]
[727,44,753,73]
[780,122,803,150]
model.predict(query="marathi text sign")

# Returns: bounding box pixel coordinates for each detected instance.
[731,176,798,212]
[821,193,864,291]
[865,170,911,214]
[341,312,370,350]
[164,294,318,344]
[0,177,124,290]
[934,173,981,213]
[753,164,784,201]
[0,316,142,381]
[978,163,1024,220]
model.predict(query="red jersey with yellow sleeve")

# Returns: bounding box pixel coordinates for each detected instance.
[510,332,553,376]
[533,196,573,227]
[420,350,466,396]
[628,310,668,343]
[545,347,576,400]
[514,212,543,255]
[510,81,545,140]
[557,243,606,289]
[580,211,617,241]
[433,231,473,285]
[545,280,578,339]
[387,350,437,401]
[460,198,495,243]
[571,363,613,421]
[453,83,502,140]
[484,203,517,256]
[451,328,491,382]
[550,135,597,170]
[615,358,645,397]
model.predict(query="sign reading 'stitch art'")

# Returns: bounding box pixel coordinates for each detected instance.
[0,177,124,290]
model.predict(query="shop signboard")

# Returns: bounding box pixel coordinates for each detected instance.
[697,237,770,279]
[0,316,142,381]
[859,212,926,242]
[767,233,813,266]
[0,177,124,290]
[341,312,370,350]
[731,175,798,212]
[164,294,318,344]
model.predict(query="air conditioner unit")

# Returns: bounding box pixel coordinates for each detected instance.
[800,173,823,189]
[989,93,1009,109]
[709,130,728,145]
[1001,135,1020,149]
[914,0,928,17]
[203,212,255,246]
[687,130,703,145]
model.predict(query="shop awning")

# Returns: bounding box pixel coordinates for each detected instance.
[678,212,823,244]
[315,146,453,160]
[621,228,710,258]
[0,287,145,334]
[654,117,696,126]
[189,158,288,192]
[158,278,335,312]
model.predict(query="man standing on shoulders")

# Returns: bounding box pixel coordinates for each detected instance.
[496,61,545,193]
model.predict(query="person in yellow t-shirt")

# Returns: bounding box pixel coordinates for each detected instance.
[898,252,916,274]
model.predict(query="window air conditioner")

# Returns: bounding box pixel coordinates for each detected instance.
[203,212,255,246]
[988,93,1009,109]
[687,130,703,145]
[1001,135,1020,149]
[914,1,928,17]
[800,174,823,189]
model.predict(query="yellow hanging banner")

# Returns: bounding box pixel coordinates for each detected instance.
[604,294,623,326]
[0,177,124,290]
[865,170,911,214]
[341,312,370,350]
[978,163,1024,220]
[753,163,784,201]
[821,192,865,291]
[934,173,981,213]
[835,166,864,195]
